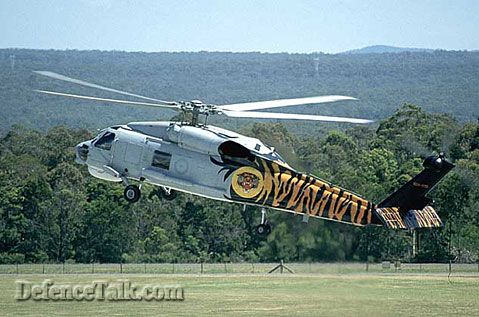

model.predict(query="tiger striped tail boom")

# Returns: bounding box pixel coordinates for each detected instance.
[216,154,454,229]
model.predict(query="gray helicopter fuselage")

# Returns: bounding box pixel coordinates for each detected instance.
[76,122,283,202]
[75,121,448,230]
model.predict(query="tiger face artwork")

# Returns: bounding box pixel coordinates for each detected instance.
[230,166,264,199]
[237,172,259,193]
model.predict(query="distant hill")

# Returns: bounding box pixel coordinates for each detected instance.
[0,49,478,135]
[340,45,435,54]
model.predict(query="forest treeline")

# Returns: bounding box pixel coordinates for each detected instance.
[0,49,478,135]
[0,104,477,264]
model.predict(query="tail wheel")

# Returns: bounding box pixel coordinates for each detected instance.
[124,185,141,203]
[256,223,272,236]
[256,207,271,236]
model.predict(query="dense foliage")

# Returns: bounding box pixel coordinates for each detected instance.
[0,105,477,264]
[0,49,478,135]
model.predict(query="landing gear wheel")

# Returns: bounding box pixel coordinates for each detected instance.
[160,187,178,201]
[256,222,272,236]
[124,185,141,203]
[256,224,267,236]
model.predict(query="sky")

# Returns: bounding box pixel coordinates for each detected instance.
[0,0,477,53]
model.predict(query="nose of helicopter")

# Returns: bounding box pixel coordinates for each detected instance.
[75,141,91,164]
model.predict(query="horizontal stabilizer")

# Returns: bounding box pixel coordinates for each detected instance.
[374,206,443,229]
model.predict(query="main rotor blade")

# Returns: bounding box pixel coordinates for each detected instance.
[218,95,357,112]
[34,71,176,105]
[222,110,373,124]
[34,90,181,110]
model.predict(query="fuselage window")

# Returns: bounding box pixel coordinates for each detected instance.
[94,132,115,151]
[152,150,171,170]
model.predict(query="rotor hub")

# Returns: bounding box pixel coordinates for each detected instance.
[178,100,220,125]
[180,101,219,116]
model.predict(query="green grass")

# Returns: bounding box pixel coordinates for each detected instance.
[0,273,478,316]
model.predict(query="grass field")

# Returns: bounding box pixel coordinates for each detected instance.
[0,272,478,316]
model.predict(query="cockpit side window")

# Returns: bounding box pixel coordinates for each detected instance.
[94,132,116,151]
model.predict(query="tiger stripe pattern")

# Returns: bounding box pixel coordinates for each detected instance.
[222,156,379,226]
[375,206,443,229]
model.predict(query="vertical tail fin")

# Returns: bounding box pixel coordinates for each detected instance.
[374,154,454,229]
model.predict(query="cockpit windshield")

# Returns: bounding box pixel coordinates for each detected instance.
[94,132,115,151]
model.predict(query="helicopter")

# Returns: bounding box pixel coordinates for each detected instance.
[34,71,454,235]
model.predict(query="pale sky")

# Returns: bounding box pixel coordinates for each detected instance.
[0,0,477,53]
